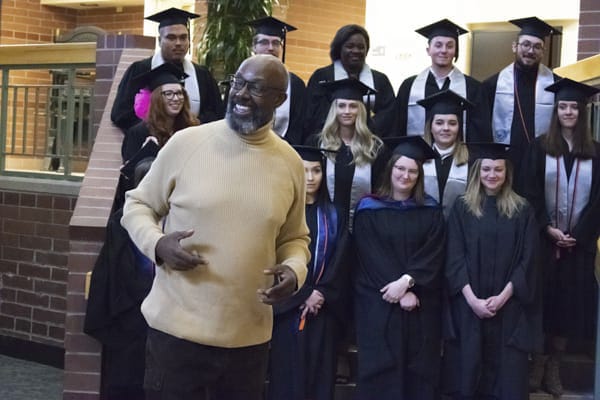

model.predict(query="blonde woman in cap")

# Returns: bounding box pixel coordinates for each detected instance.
[443,143,538,400]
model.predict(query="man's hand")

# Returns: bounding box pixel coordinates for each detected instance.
[257,264,298,305]
[155,229,207,271]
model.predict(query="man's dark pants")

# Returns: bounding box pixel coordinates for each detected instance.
[144,327,269,400]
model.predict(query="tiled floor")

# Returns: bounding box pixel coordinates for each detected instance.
[0,354,62,400]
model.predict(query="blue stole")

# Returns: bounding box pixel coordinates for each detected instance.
[311,204,339,283]
[355,194,439,213]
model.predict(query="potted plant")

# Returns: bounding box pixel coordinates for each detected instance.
[198,0,275,89]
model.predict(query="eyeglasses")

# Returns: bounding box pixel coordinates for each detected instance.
[255,38,282,48]
[517,41,544,52]
[228,75,284,97]
[161,90,185,100]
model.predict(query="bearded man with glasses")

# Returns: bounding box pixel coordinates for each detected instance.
[482,17,561,192]
[121,54,310,400]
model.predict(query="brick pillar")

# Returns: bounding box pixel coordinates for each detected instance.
[578,0,600,60]
[62,34,153,400]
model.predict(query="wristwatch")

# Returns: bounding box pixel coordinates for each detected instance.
[404,275,415,288]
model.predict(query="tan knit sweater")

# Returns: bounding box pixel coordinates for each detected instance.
[121,119,310,348]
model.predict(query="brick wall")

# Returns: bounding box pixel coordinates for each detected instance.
[279,0,367,82]
[0,2,143,45]
[62,35,154,400]
[190,0,367,83]
[75,6,144,36]
[578,0,600,60]
[0,190,76,347]
[0,0,76,44]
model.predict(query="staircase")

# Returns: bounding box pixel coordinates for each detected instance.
[330,349,595,400]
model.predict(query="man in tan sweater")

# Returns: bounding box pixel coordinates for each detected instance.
[121,54,310,400]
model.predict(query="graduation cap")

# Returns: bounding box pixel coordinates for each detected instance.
[120,140,160,182]
[383,136,439,161]
[415,19,468,60]
[248,16,297,63]
[509,16,561,39]
[417,89,474,118]
[131,63,188,92]
[320,78,377,101]
[320,79,377,122]
[293,145,337,162]
[467,142,510,160]
[544,78,600,102]
[145,7,200,30]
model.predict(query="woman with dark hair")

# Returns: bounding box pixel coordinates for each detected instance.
[352,136,446,399]
[267,146,348,400]
[419,89,473,217]
[304,24,395,138]
[523,78,600,396]
[443,143,538,400]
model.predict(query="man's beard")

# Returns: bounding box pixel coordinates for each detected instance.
[225,99,273,136]
[515,56,540,72]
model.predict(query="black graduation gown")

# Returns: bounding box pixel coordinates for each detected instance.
[304,64,396,138]
[305,137,390,225]
[393,71,492,142]
[110,57,224,132]
[481,67,560,190]
[443,197,539,400]
[268,202,349,400]
[522,137,600,339]
[121,121,151,162]
[352,196,446,400]
[113,138,160,213]
[83,208,154,399]
[281,72,308,145]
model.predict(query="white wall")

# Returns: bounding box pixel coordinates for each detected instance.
[365,0,581,90]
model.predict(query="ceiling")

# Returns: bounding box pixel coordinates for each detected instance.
[40,0,144,10]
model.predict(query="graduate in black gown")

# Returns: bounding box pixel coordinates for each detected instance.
[247,16,307,145]
[304,24,395,138]
[115,63,199,212]
[306,79,387,228]
[482,17,561,187]
[443,143,539,400]
[268,146,349,400]
[419,90,473,218]
[394,19,491,142]
[84,158,155,400]
[121,63,199,161]
[522,79,600,396]
[353,136,445,399]
[110,8,223,133]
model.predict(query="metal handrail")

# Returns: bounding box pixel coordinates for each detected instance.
[0,64,95,180]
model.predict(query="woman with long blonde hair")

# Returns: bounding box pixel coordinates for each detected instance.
[523,78,600,396]
[308,79,386,226]
[443,143,538,400]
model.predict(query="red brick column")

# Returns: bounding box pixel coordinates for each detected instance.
[578,0,600,60]
[62,34,153,400]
